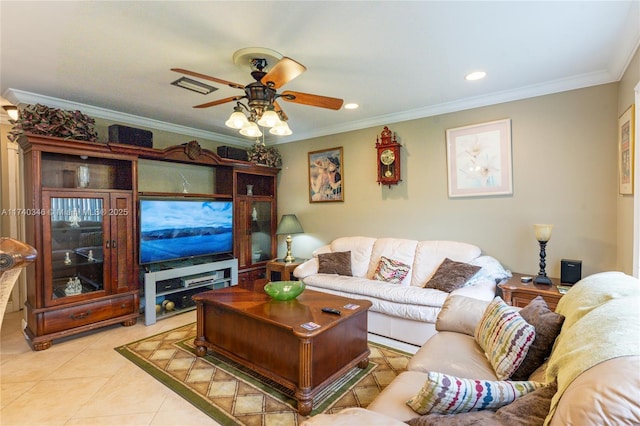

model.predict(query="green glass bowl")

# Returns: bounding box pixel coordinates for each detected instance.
[264,281,306,301]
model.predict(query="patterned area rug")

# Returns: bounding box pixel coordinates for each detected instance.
[115,323,411,425]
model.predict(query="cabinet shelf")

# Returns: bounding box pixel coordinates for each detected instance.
[139,191,232,199]
[142,258,238,325]
[155,278,231,298]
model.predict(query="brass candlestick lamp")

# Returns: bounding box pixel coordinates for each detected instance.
[533,224,553,285]
[276,214,304,263]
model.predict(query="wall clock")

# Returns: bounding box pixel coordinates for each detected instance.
[375,126,401,187]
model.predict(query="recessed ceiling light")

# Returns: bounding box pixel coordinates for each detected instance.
[465,71,486,81]
[344,103,359,110]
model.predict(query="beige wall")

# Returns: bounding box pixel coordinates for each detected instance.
[616,48,640,274]
[276,83,621,278]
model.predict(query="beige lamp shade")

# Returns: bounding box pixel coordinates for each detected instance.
[534,224,553,242]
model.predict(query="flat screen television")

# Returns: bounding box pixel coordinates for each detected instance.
[139,199,233,265]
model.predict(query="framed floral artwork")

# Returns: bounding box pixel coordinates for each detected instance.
[618,104,635,195]
[308,147,343,202]
[446,119,513,198]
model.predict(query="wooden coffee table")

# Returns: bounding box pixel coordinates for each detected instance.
[192,287,372,415]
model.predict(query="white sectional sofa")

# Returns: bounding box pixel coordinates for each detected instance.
[293,236,510,346]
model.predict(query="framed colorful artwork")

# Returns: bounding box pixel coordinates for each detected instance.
[446,119,513,198]
[308,147,343,202]
[618,104,635,195]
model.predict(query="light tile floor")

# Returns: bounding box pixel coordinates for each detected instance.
[1,310,220,425]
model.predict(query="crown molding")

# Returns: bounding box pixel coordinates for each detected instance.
[2,88,252,147]
[281,68,618,144]
[3,65,620,146]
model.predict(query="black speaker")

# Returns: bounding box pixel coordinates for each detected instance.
[108,124,153,148]
[561,259,582,284]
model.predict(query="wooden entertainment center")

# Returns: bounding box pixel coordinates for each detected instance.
[18,134,279,350]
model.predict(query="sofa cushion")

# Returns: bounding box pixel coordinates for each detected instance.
[406,371,544,415]
[367,371,431,422]
[510,296,564,381]
[317,251,352,276]
[411,241,482,287]
[329,236,376,277]
[304,277,444,323]
[436,295,490,336]
[367,238,418,286]
[408,332,497,380]
[474,297,536,380]
[372,256,411,284]
[301,407,407,426]
[424,258,481,292]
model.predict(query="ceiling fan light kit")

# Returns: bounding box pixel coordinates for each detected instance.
[172,47,344,138]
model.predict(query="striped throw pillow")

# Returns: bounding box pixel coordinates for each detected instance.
[372,256,411,284]
[474,297,536,380]
[407,371,544,415]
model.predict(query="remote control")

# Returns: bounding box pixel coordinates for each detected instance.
[321,307,341,315]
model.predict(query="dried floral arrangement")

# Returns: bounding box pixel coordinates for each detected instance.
[8,103,98,142]
[247,141,282,168]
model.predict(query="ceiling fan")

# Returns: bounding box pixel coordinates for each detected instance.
[171,47,344,137]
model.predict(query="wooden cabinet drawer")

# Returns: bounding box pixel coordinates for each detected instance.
[42,295,135,334]
[511,293,560,311]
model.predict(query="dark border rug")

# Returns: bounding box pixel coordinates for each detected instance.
[115,322,411,425]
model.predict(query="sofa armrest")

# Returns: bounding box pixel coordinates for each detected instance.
[436,295,489,336]
[293,258,319,279]
[549,356,640,426]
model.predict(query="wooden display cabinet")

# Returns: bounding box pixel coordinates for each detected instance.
[18,134,139,350]
[222,167,278,288]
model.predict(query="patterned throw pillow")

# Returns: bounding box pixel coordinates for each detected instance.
[424,258,481,292]
[317,251,352,276]
[474,297,536,380]
[406,371,544,415]
[372,256,411,284]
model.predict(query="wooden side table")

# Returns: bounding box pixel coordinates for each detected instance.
[266,259,304,282]
[499,273,563,311]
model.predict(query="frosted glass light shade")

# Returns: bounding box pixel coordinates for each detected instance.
[225,111,249,129]
[534,224,553,242]
[257,109,280,128]
[239,121,262,137]
[269,120,292,136]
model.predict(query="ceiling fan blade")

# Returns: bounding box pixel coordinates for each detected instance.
[192,96,245,109]
[261,57,306,89]
[273,101,288,121]
[171,68,245,89]
[280,91,344,110]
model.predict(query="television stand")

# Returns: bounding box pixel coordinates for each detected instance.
[142,258,238,325]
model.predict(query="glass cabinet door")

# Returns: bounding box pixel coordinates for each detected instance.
[45,195,107,304]
[250,200,273,263]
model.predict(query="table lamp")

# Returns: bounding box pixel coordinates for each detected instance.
[276,214,304,263]
[533,224,553,285]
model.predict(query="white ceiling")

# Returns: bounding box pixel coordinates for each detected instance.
[1,1,639,147]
